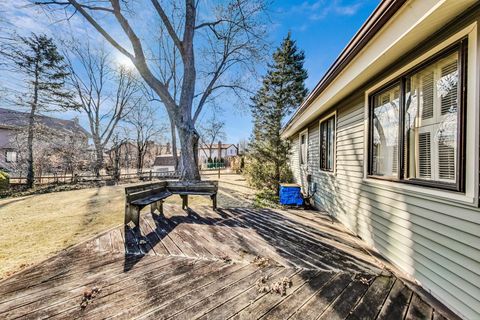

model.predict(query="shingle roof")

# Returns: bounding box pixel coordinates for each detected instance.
[0,108,89,137]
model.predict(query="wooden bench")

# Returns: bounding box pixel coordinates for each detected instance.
[124,182,171,227]
[166,181,218,210]
[124,180,218,228]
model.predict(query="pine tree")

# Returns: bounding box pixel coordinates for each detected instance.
[7,34,75,188]
[246,33,308,197]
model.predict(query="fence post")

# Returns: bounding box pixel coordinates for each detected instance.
[149,170,152,181]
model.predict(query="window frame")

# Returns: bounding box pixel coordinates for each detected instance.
[299,129,308,167]
[319,112,337,172]
[367,39,468,192]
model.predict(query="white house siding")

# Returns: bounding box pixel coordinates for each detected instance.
[289,94,480,319]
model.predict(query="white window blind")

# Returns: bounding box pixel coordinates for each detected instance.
[405,52,458,183]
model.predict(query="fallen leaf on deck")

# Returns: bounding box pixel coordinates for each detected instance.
[80,286,102,309]
[252,256,270,268]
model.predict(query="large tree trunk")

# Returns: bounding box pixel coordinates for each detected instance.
[169,117,178,171]
[136,145,144,174]
[177,125,201,181]
[26,82,38,189]
[26,108,36,189]
[93,138,103,177]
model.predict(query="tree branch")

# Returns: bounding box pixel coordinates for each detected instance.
[150,0,184,54]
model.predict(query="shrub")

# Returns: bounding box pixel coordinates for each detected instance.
[244,155,293,193]
[0,171,10,191]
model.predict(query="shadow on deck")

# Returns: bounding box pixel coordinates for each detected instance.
[0,205,458,320]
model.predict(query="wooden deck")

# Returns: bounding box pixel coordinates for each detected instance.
[0,205,456,319]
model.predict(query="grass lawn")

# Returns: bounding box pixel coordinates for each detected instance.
[0,173,255,279]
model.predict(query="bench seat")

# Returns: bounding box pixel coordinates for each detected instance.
[125,180,218,228]
[173,191,215,196]
[130,191,172,206]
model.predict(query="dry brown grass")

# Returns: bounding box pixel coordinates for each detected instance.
[0,173,255,279]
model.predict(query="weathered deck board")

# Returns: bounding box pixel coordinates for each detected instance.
[0,205,458,320]
[346,275,396,320]
[262,271,337,319]
[377,279,413,320]
[289,272,353,320]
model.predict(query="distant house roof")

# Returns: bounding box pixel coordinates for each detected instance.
[199,143,238,150]
[0,108,89,137]
[153,155,176,167]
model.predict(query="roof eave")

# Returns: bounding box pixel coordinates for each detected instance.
[281,0,407,138]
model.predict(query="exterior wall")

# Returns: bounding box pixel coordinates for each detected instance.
[0,128,13,149]
[289,13,480,320]
[291,97,480,319]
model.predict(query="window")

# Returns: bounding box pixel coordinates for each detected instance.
[371,84,400,178]
[299,130,308,166]
[6,151,17,163]
[320,114,336,171]
[368,40,467,191]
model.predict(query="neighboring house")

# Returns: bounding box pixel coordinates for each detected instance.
[198,143,239,164]
[152,154,177,172]
[0,108,89,174]
[282,1,480,319]
[105,141,172,170]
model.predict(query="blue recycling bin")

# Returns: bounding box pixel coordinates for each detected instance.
[279,184,303,206]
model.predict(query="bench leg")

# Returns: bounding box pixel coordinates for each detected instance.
[150,202,157,214]
[181,195,188,210]
[131,206,141,229]
[211,194,217,210]
[158,200,163,215]
[125,203,132,225]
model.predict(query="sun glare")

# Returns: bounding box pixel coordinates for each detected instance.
[115,54,135,70]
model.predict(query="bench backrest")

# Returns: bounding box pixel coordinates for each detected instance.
[166,181,218,194]
[126,186,169,202]
[125,181,168,195]
[125,180,218,203]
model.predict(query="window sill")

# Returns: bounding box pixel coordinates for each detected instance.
[362,177,477,208]
[320,169,336,176]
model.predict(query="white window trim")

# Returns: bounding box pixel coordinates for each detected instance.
[319,111,337,174]
[363,23,478,207]
[299,128,308,168]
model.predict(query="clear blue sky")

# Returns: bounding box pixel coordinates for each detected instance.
[225,0,380,143]
[0,0,380,144]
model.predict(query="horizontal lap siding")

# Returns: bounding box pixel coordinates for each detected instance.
[289,100,480,319]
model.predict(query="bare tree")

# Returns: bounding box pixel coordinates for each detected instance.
[143,84,178,171]
[10,122,88,180]
[124,100,166,173]
[199,113,226,161]
[65,43,141,176]
[33,0,268,181]
[107,131,126,183]
[2,34,76,188]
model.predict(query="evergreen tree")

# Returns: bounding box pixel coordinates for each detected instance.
[7,34,75,188]
[246,33,308,196]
